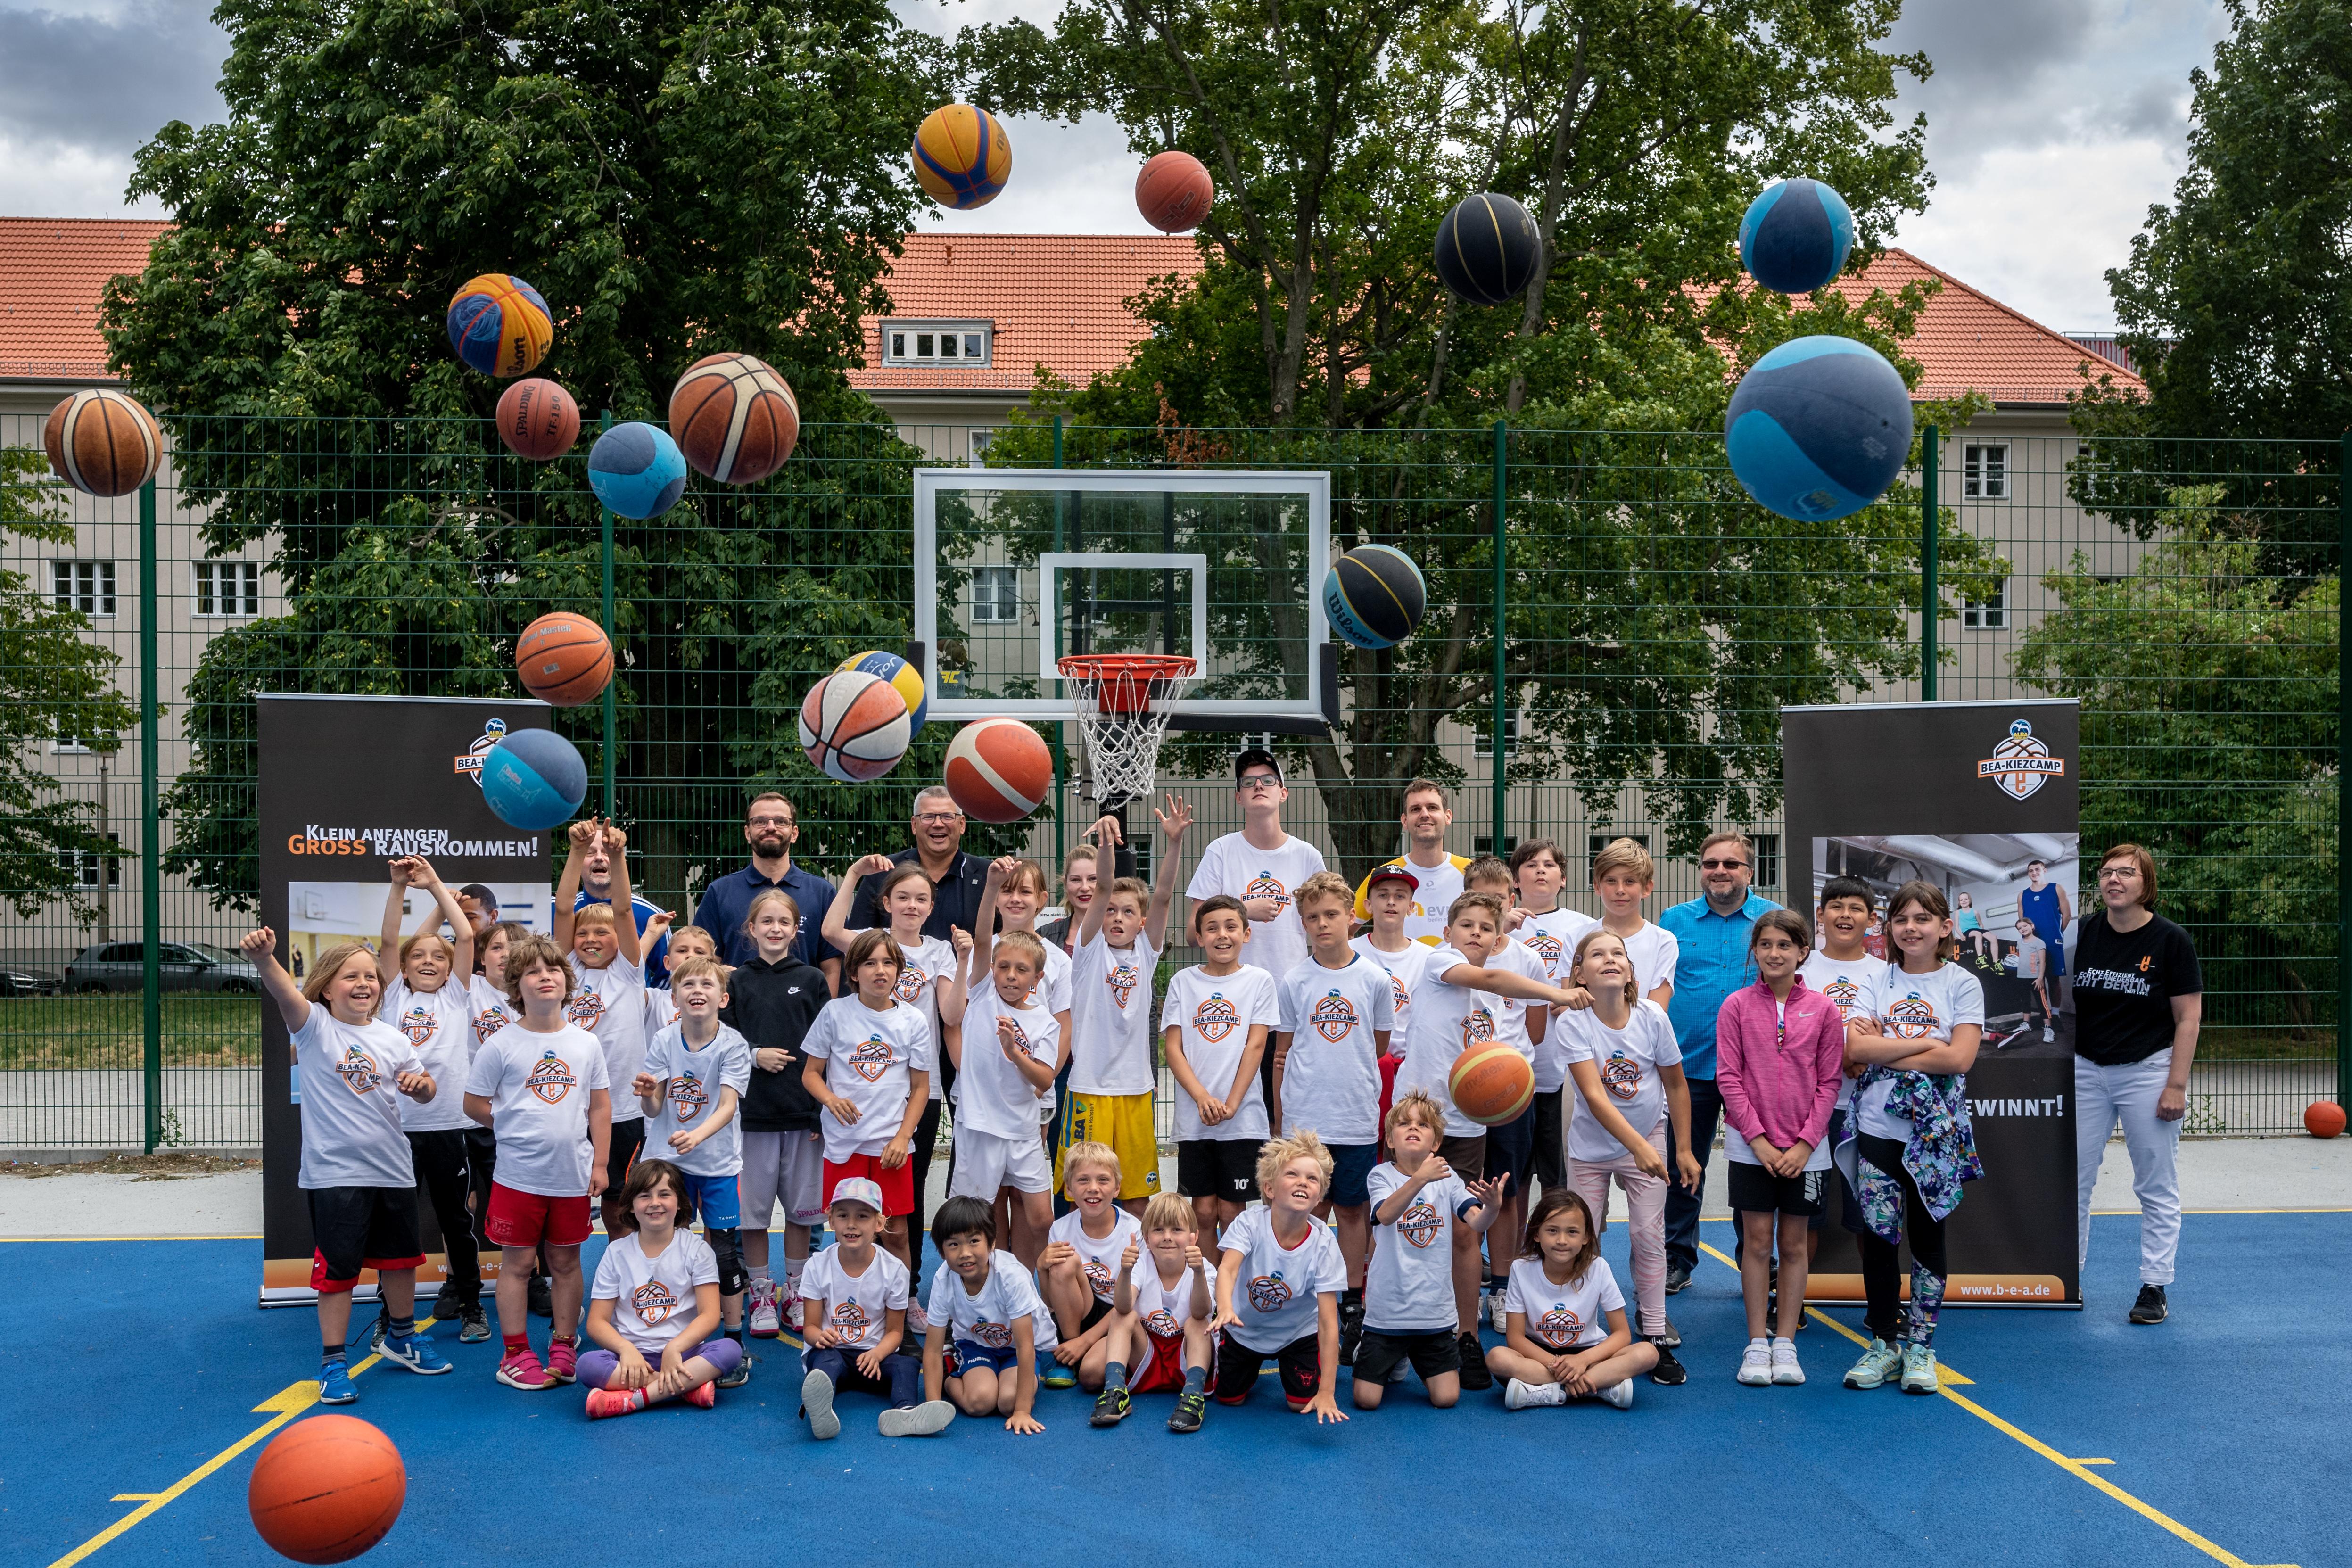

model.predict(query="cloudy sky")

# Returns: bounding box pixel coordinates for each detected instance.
[0,0,2229,331]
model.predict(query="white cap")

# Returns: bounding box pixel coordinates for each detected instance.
[829,1176,885,1214]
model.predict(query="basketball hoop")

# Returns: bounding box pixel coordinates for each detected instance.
[1057,653,1197,809]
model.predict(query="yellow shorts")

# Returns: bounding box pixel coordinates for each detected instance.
[1055,1090,1163,1201]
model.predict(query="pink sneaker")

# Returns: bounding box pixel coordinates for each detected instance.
[786,1296,805,1333]
[686,1380,717,1409]
[496,1347,550,1390]
[545,1338,578,1385]
[585,1386,642,1420]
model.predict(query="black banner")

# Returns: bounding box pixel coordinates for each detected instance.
[1783,698,2081,1308]
[259,694,553,1304]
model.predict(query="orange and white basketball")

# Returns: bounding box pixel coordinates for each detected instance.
[942,718,1052,823]
[44,389,162,497]
[668,353,799,484]
[1449,1042,1534,1125]
[799,670,911,783]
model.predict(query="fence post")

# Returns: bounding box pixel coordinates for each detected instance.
[1492,419,1508,848]
[599,411,617,817]
[1051,414,1065,868]
[139,478,162,1153]
[2340,430,2350,1109]
[1921,424,1939,703]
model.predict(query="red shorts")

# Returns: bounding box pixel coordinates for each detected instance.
[822,1154,915,1216]
[484,1182,593,1248]
[1133,1329,1193,1393]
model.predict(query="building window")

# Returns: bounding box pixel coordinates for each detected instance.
[194,561,261,618]
[50,737,91,755]
[969,565,1020,624]
[52,561,115,617]
[1473,835,1519,857]
[59,850,117,888]
[1963,584,2009,629]
[1750,833,1781,888]
[968,429,995,466]
[1963,443,2009,499]
[1472,709,1523,759]
[883,321,992,367]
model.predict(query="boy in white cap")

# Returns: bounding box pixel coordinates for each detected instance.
[798,1176,956,1440]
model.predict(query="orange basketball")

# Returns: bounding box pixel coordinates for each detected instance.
[668,353,800,484]
[494,378,580,462]
[942,718,1053,823]
[1449,1042,1534,1126]
[1136,150,1215,233]
[515,612,613,707]
[2306,1100,2346,1139]
[248,1414,405,1564]
[44,389,162,497]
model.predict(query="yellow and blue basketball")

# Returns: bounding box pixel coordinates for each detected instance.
[446,273,553,378]
[1322,544,1427,650]
[835,649,928,735]
[912,105,1011,211]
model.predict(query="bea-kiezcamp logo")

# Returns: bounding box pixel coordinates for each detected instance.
[1311,990,1358,1042]
[1979,718,2066,801]
[455,717,509,785]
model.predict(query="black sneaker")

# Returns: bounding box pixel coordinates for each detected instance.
[528,1276,554,1319]
[718,1345,752,1388]
[2129,1284,2168,1324]
[1168,1389,1206,1433]
[1657,1313,1681,1349]
[457,1303,491,1343]
[1090,1386,1131,1427]
[367,1313,390,1352]
[1665,1262,1692,1296]
[1339,1298,1365,1367]
[1649,1341,1687,1385]
[1456,1331,1493,1391]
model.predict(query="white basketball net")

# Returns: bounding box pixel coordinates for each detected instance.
[1057,655,1197,809]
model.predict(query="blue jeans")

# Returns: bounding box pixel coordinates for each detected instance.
[1663,1075,1723,1273]
[801,1345,921,1408]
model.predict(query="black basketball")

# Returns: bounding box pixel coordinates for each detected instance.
[1435,192,1541,308]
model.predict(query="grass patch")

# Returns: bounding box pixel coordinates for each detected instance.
[0,995,261,1070]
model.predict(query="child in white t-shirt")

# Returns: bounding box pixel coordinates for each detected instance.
[1506,837,1600,1200]
[642,924,724,1034]
[1591,837,1678,1007]
[1162,895,1281,1263]
[1462,854,1552,1334]
[798,1178,956,1440]
[1355,1090,1501,1410]
[1209,1132,1350,1422]
[917,1195,1056,1433]
[1091,1190,1217,1432]
[553,817,656,1238]
[1038,1140,1144,1389]
[461,917,528,1333]
[800,929,935,1273]
[941,866,1065,1265]
[580,1158,741,1417]
[1352,866,1429,1136]
[1487,1188,1657,1408]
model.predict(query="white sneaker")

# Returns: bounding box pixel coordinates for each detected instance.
[906,1303,931,1335]
[1771,1338,1805,1385]
[785,1295,805,1333]
[2043,1025,2055,1043]
[747,1279,781,1338]
[1487,1292,1509,1331]
[1595,1378,1634,1409]
[1503,1378,1566,1410]
[1738,1340,1774,1386]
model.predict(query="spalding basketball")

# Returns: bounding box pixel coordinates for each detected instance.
[1136,150,1214,233]
[799,670,912,784]
[943,718,1052,824]
[44,389,162,498]
[2306,1100,2346,1139]
[1435,192,1540,307]
[445,273,553,378]
[1449,1042,1534,1126]
[913,104,1011,210]
[515,612,612,707]
[668,353,800,484]
[495,378,580,462]
[835,649,927,734]
[248,1413,406,1565]
[1322,544,1427,650]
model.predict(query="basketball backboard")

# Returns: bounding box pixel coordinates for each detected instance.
[913,469,1335,732]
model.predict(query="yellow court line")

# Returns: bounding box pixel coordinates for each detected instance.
[1694,1244,2297,1568]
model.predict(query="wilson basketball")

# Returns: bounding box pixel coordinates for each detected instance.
[515,612,612,707]
[43,389,162,498]
[247,1414,406,1564]
[445,273,553,378]
[1136,150,1214,233]
[1322,544,1427,649]
[913,104,1011,210]
[943,717,1052,823]
[2307,1100,2346,1139]
[494,378,579,462]
[1449,1042,1534,1126]
[799,669,912,783]
[668,353,800,484]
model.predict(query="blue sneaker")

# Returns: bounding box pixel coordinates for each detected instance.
[318,1357,358,1404]
[1040,1353,1077,1390]
[382,1331,453,1376]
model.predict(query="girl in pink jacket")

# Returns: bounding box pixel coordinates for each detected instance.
[1716,908,1846,1388]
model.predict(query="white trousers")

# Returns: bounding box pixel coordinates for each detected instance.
[2074,1050,2183,1287]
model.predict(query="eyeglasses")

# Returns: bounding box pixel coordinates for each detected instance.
[1700,858,1749,871]
[1238,775,1281,791]
[747,816,794,828]
[2097,866,2137,880]
[914,811,964,825]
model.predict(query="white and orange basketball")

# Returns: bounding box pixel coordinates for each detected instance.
[668,353,799,484]
[44,389,162,498]
[798,670,911,783]
[942,718,1052,823]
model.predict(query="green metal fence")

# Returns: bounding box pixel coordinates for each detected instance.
[0,411,2339,1148]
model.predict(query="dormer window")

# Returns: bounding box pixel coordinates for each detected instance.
[884,320,991,367]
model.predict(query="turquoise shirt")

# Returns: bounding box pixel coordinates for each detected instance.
[1659,890,1780,1080]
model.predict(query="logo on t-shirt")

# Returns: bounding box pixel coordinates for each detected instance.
[1084,1257,1115,1299]
[565,990,605,1029]
[526,1050,576,1105]
[336,1045,383,1096]
[474,1004,511,1043]
[850,1033,894,1082]
[1535,1303,1582,1349]
[1386,970,1411,1013]
[1461,1007,1494,1049]
[1246,1272,1293,1313]
[633,1279,678,1325]
[1885,994,1939,1039]
[830,1300,871,1340]
[668,1073,709,1122]
[1602,1052,1641,1102]
[1244,872,1292,911]
[396,1005,437,1048]
[1144,1306,1181,1338]
[999,1017,1041,1061]
[893,966,928,1005]
[1107,961,1139,1011]
[1399,1199,1442,1248]
[1524,930,1564,972]
[1820,978,1861,1018]
[1194,994,1239,1042]
[1311,990,1358,1043]
[970,1317,1015,1349]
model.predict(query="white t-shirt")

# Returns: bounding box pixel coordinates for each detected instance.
[1218,1203,1347,1353]
[642,1023,753,1177]
[565,953,649,1121]
[1505,1254,1626,1350]
[1368,853,1466,944]
[1274,953,1395,1144]
[800,1244,910,1354]
[1069,930,1162,1097]
[1363,1161,1474,1334]
[1617,921,1681,1001]
[1799,950,1881,1116]
[802,996,934,1162]
[292,1005,423,1190]
[1861,961,1986,1141]
[1127,1253,1214,1342]
[379,976,476,1133]
[1186,831,1327,983]
[1047,1207,1144,1306]
[890,934,960,1104]
[1485,936,1549,1064]
[463,1023,610,1197]
[1351,936,1430,1045]
[468,974,516,1050]
[1556,1001,1682,1164]
[1516,908,1600,1092]
[591,1228,718,1355]
[1160,964,1279,1143]
[924,1252,1057,1352]
[1395,945,1501,1138]
[953,982,1058,1140]
[644,984,679,1036]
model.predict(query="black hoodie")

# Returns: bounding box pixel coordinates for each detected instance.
[722,956,829,1132]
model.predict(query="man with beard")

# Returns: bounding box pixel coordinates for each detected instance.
[693,793,840,993]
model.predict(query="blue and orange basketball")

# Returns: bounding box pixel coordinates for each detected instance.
[912,105,1012,211]
[445,274,553,378]
[834,649,928,734]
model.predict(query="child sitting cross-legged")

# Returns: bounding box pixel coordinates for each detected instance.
[917,1196,1056,1435]
[1485,1188,1658,1410]
[579,1158,742,1418]
[1089,1192,1217,1433]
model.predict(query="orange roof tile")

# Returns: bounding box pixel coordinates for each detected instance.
[0,217,170,382]
[1832,249,2146,406]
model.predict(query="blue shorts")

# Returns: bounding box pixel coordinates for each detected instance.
[951,1340,1020,1376]
[1327,1141,1378,1209]
[680,1170,740,1231]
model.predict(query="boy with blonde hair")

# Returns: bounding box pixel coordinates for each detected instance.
[1211,1131,1349,1421]
[1039,1140,1144,1390]
[554,818,659,1238]
[940,861,1065,1265]
[1091,1190,1216,1432]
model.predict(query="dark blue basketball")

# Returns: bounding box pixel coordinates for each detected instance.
[1739,178,1855,295]
[1435,193,1541,308]
[1725,335,1913,521]
[587,421,687,520]
[478,728,587,832]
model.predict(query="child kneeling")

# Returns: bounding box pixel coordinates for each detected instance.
[1210,1132,1349,1423]
[1486,1188,1657,1409]
[580,1159,741,1416]
[918,1196,1055,1434]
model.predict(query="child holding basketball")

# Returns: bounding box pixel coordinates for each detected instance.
[918,1195,1055,1434]
[1090,1192,1216,1432]
[799,1177,955,1440]
[725,890,829,1336]
[553,818,654,1238]
[1210,1131,1349,1423]
[580,1158,741,1418]
[801,928,934,1272]
[1487,1188,1657,1408]
[242,925,450,1403]
[1592,838,1677,1007]
[1163,894,1280,1264]
[1355,1090,1502,1410]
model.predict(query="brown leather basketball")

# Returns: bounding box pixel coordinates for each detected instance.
[44,390,162,498]
[495,378,580,462]
[667,353,799,484]
[515,612,613,707]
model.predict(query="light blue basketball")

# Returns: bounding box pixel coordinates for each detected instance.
[479,728,587,832]
[1739,178,1855,296]
[1724,335,1913,521]
[587,421,688,520]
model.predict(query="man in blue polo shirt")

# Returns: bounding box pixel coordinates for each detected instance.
[1659,829,1780,1294]
[692,792,839,992]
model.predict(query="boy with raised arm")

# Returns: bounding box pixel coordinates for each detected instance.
[553,818,657,1238]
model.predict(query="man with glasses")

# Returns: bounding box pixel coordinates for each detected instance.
[839,786,991,943]
[1659,830,1780,1295]
[692,792,839,990]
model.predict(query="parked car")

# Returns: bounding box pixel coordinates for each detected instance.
[0,967,57,997]
[62,942,261,994]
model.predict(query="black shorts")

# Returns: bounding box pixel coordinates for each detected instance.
[1532,1089,1567,1192]
[1352,1327,1461,1385]
[1486,1102,1537,1193]
[1437,1133,1485,1183]
[1726,1159,1828,1219]
[608,1117,646,1192]
[1214,1329,1322,1406]
[1177,1139,1259,1203]
[1077,1296,1111,1335]
[306,1186,424,1293]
